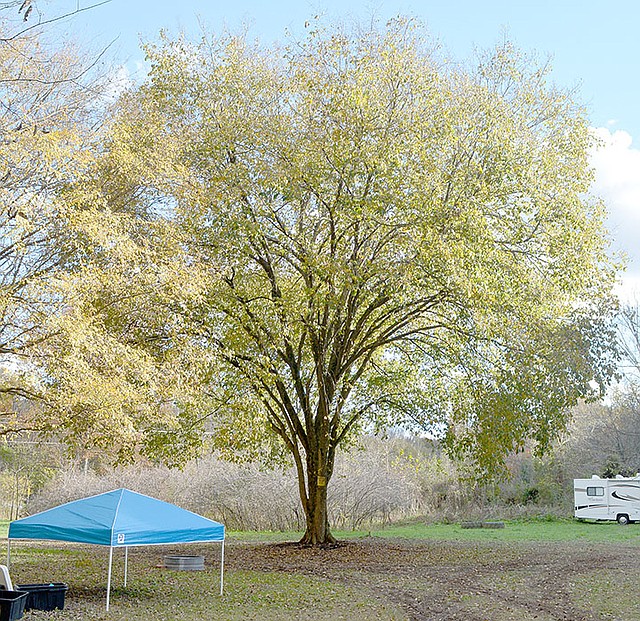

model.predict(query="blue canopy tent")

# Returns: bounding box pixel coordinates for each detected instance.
[7,488,225,610]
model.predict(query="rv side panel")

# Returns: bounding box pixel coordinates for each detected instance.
[574,476,640,523]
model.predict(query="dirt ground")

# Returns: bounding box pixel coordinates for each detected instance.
[227,538,639,621]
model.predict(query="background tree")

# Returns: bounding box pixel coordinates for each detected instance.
[37,206,215,463]
[0,435,59,519]
[617,302,640,382]
[0,0,107,432]
[554,401,638,479]
[55,20,617,543]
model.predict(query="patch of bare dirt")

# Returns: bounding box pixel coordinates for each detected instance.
[225,538,639,620]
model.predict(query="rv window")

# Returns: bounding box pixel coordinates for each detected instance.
[586,486,605,497]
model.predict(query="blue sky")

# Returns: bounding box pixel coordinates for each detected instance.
[45,0,640,294]
[61,0,640,139]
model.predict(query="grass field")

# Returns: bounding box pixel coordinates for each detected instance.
[230,516,640,544]
[2,519,640,620]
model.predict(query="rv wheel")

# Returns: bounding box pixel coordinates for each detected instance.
[617,514,630,525]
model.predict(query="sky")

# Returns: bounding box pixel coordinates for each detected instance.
[39,0,640,297]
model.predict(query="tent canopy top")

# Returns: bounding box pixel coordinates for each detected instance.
[8,488,225,547]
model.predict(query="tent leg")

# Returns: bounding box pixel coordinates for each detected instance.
[106,547,113,612]
[220,539,225,596]
[124,547,128,587]
[6,540,10,570]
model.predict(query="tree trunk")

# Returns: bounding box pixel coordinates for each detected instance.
[300,477,336,544]
[299,443,336,545]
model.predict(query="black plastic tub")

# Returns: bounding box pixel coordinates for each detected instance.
[0,590,28,621]
[16,584,68,612]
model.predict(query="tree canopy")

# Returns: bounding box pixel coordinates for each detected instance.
[0,1,103,433]
[43,19,618,542]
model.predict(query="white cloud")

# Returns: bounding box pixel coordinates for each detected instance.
[614,275,640,302]
[589,127,640,299]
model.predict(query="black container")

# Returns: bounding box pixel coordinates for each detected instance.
[0,590,28,621]
[16,584,68,612]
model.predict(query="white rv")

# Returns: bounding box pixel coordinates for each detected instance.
[574,475,640,525]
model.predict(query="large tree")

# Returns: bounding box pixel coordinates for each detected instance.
[0,1,105,432]
[57,21,618,543]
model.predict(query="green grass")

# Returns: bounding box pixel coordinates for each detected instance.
[363,517,640,543]
[230,517,640,545]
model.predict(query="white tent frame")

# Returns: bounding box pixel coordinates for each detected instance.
[7,538,225,611]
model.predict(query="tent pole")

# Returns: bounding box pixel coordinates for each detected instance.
[220,539,225,596]
[106,547,113,611]
[6,540,10,569]
[124,546,128,587]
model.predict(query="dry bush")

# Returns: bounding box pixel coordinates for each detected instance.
[176,460,303,531]
[25,434,576,529]
[28,437,460,530]
[26,459,301,530]
[329,437,427,529]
